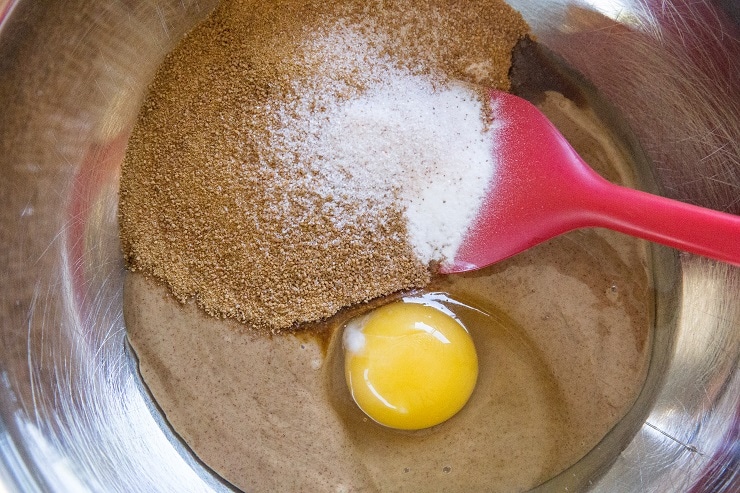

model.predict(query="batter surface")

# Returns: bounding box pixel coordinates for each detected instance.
[125,92,653,492]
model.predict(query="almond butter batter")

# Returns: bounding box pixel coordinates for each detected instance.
[125,91,652,492]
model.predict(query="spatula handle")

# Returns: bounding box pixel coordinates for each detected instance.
[589,181,740,266]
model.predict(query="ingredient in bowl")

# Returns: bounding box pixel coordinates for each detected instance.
[118,0,530,332]
[124,89,654,493]
[343,299,478,430]
[275,75,498,266]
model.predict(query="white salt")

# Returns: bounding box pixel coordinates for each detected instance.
[343,315,368,354]
[266,22,497,264]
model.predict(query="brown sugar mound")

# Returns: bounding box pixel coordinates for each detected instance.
[118,0,529,332]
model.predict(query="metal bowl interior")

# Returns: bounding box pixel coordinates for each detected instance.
[0,0,737,491]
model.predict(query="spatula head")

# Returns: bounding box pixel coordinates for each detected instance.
[441,91,604,273]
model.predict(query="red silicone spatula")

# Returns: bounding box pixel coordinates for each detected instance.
[441,90,740,274]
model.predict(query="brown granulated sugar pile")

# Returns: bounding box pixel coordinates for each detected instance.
[119,0,529,332]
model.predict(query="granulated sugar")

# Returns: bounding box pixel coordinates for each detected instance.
[267,23,497,263]
[118,0,529,332]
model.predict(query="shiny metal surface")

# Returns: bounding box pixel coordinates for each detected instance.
[0,0,737,491]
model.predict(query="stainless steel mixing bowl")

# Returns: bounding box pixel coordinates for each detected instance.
[1,0,737,491]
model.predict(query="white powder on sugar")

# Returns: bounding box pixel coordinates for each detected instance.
[265,21,497,264]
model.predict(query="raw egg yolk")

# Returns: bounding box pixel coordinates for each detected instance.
[343,301,478,430]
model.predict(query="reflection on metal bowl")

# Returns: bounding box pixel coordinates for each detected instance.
[0,0,737,491]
